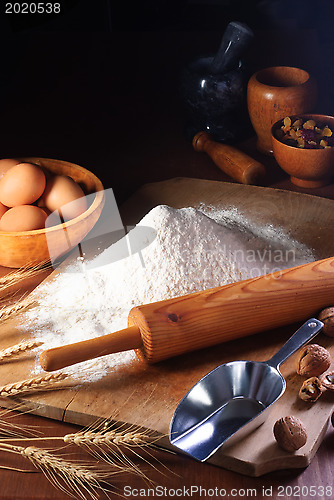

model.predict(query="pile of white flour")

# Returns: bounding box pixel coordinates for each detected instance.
[22,204,314,382]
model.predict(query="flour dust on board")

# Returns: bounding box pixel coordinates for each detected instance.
[22,204,314,382]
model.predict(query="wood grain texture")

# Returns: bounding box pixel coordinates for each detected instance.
[39,256,334,369]
[0,178,334,477]
[39,325,142,372]
[127,257,334,363]
[192,132,266,184]
[247,66,317,154]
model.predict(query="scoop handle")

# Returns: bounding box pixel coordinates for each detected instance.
[266,318,323,369]
[39,325,142,372]
[193,131,266,185]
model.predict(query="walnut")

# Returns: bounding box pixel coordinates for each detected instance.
[318,307,334,337]
[295,344,331,377]
[298,376,323,402]
[273,416,307,452]
[298,371,334,403]
[319,370,334,391]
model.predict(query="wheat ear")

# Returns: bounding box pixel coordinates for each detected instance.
[0,443,113,500]
[0,299,38,324]
[0,424,157,482]
[0,262,51,292]
[63,422,162,481]
[0,372,68,398]
[0,340,43,362]
[64,428,152,448]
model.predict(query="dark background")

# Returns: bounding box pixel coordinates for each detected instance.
[0,0,333,202]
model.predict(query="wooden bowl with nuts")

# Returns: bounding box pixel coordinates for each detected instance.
[271,114,334,188]
[0,157,105,268]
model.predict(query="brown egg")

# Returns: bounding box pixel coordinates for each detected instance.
[0,158,20,180]
[0,202,8,219]
[40,207,60,228]
[39,207,52,217]
[0,163,46,207]
[41,175,87,220]
[0,205,47,232]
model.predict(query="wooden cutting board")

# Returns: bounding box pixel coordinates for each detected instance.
[0,178,334,477]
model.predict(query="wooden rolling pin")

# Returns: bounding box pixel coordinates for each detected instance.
[193,131,266,185]
[39,256,334,372]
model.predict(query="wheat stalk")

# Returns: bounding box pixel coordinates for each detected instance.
[62,421,163,482]
[0,339,43,362]
[0,372,68,398]
[0,262,51,294]
[64,426,152,474]
[64,428,152,448]
[0,416,170,492]
[0,405,42,439]
[0,299,38,324]
[0,443,113,500]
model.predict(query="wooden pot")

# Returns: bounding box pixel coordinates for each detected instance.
[247,66,317,155]
[271,114,334,188]
[0,158,104,268]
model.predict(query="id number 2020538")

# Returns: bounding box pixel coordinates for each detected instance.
[277,485,333,497]
[5,3,61,14]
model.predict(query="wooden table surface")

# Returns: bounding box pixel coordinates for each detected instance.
[0,150,333,500]
[1,21,334,500]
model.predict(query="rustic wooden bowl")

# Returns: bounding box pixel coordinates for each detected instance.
[247,66,317,155]
[0,157,105,268]
[271,114,334,188]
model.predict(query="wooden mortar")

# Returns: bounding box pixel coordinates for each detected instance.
[247,66,317,155]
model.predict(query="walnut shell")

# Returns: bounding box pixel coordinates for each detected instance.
[318,307,334,337]
[273,416,307,452]
[299,376,323,402]
[295,344,331,377]
[319,370,334,391]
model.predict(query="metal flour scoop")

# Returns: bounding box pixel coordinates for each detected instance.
[169,318,323,462]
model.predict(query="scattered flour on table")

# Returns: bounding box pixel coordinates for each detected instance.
[21,204,314,382]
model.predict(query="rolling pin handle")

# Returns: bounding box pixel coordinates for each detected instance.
[39,325,143,372]
[193,131,266,185]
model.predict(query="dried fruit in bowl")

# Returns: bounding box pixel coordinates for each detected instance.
[275,116,334,149]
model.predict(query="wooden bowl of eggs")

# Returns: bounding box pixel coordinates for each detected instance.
[0,157,105,268]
